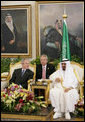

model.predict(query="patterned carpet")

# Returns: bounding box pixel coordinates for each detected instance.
[53,117,84,121]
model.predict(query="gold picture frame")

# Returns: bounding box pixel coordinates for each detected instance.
[36,1,84,61]
[1,5,32,58]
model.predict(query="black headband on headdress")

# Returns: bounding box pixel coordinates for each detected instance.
[61,59,69,62]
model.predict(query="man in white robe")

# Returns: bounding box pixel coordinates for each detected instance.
[49,59,79,120]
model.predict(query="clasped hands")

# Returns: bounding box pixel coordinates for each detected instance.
[55,78,61,83]
[9,40,15,45]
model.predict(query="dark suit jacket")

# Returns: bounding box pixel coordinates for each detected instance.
[36,63,55,81]
[9,68,34,89]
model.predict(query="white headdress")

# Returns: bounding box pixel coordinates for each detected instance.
[5,13,14,32]
[60,59,78,88]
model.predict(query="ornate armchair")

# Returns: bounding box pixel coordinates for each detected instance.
[1,61,36,91]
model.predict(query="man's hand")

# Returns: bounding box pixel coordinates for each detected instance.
[64,87,73,92]
[1,46,5,51]
[55,42,60,49]
[55,78,61,83]
[9,40,15,45]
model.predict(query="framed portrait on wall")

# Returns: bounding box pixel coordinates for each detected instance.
[36,1,84,62]
[1,5,32,58]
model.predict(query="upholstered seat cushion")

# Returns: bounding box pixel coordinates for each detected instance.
[1,81,8,91]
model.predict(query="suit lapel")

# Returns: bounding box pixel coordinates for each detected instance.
[46,64,50,78]
[46,64,48,78]
[40,64,42,78]
[22,69,27,77]
[20,69,27,77]
[40,64,42,72]
[46,64,49,72]
[17,69,23,78]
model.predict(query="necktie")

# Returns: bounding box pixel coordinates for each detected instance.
[42,66,46,79]
[22,70,25,76]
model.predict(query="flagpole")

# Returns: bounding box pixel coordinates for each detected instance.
[61,10,71,61]
[63,6,67,19]
[63,13,67,19]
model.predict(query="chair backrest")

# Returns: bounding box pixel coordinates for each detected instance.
[57,61,84,82]
[71,61,84,82]
[9,61,36,80]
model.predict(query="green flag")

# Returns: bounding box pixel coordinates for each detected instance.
[61,19,71,61]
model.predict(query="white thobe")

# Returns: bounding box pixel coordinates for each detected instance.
[49,69,79,113]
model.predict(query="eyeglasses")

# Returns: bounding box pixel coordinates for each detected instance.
[21,63,29,65]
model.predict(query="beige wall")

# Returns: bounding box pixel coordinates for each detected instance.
[1,1,36,61]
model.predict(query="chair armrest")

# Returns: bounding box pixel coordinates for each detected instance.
[28,79,34,83]
[7,74,11,81]
[27,79,34,91]
[79,80,84,97]
[79,80,84,86]
[1,80,9,91]
[44,79,52,84]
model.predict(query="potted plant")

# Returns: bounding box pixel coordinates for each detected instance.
[74,96,84,117]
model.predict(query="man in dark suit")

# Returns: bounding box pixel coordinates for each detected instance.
[35,54,56,100]
[1,13,19,53]
[9,58,34,89]
[36,54,56,81]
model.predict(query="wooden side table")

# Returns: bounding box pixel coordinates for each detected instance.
[31,80,52,104]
